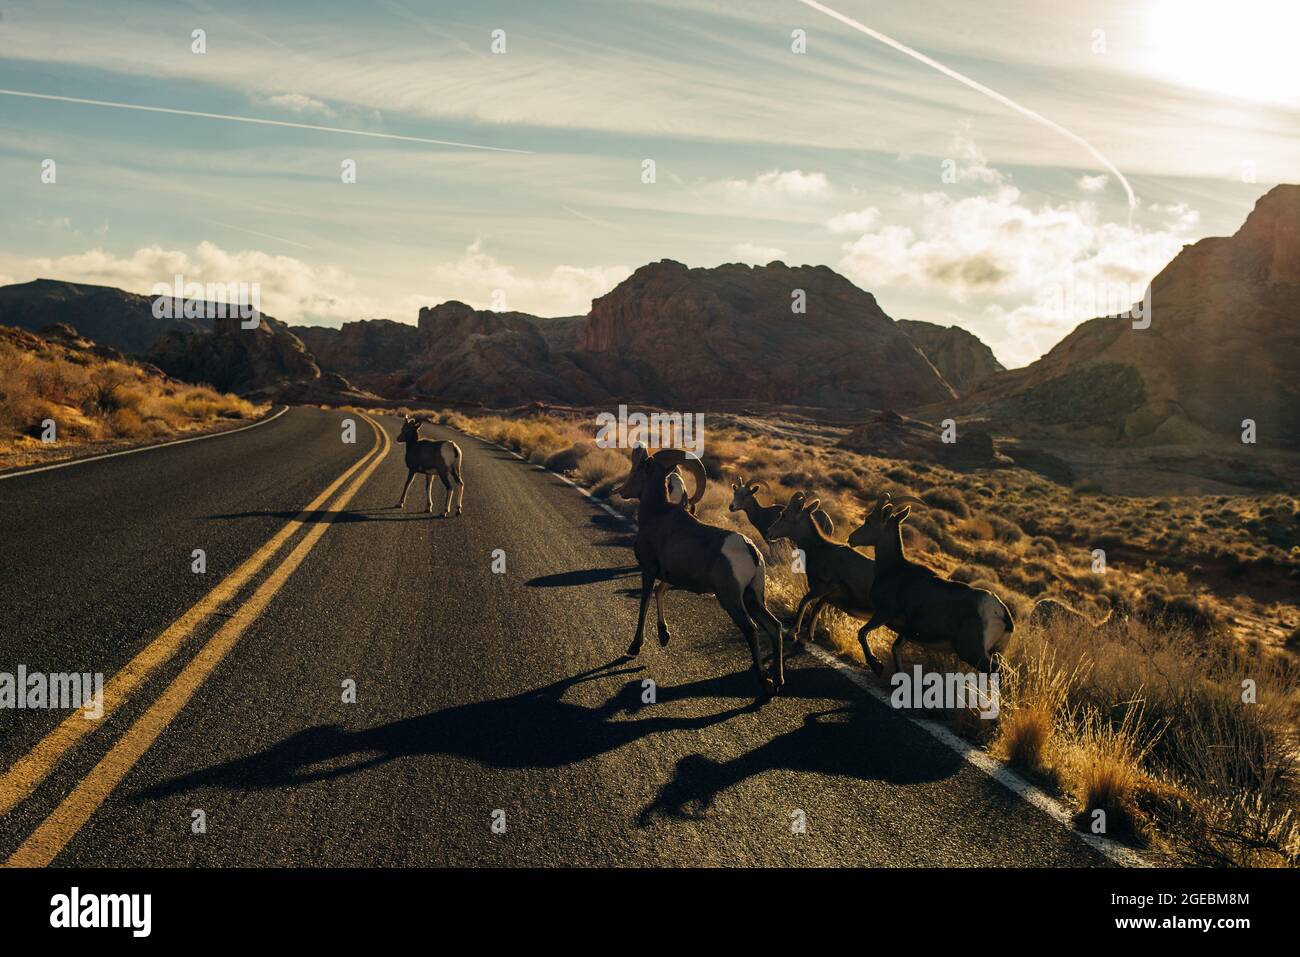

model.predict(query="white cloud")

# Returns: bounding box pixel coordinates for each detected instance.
[732,243,787,264]
[0,240,631,324]
[252,92,336,117]
[948,131,1004,184]
[425,240,629,316]
[1149,201,1200,228]
[720,170,830,201]
[832,183,1198,366]
[1077,173,1110,192]
[826,207,880,234]
[0,243,368,324]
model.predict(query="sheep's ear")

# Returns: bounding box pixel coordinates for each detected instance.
[805,498,821,513]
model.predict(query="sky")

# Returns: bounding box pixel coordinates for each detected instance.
[0,0,1296,368]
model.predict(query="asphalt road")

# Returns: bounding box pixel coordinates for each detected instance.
[0,407,1112,866]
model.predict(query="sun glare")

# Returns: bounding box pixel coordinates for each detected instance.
[1146,0,1300,104]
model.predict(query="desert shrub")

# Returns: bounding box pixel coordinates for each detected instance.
[922,487,969,517]
[957,516,994,540]
[576,447,630,491]
[987,514,1024,543]
[950,563,998,585]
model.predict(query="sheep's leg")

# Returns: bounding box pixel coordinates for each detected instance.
[791,589,829,643]
[803,595,830,643]
[439,470,453,517]
[855,612,890,676]
[396,470,416,508]
[627,571,655,657]
[453,460,464,515]
[744,587,784,691]
[424,473,435,513]
[654,581,672,647]
[956,616,998,675]
[890,632,909,675]
[717,588,770,699]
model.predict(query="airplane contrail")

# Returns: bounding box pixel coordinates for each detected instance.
[202,219,314,250]
[0,88,532,154]
[795,0,1136,216]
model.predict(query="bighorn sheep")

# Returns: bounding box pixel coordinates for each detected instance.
[847,494,1012,675]
[766,491,889,655]
[395,415,465,516]
[728,476,833,540]
[617,446,784,698]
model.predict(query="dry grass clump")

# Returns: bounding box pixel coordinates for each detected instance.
[1003,613,1300,863]
[0,327,262,468]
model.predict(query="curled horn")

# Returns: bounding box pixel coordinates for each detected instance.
[890,495,926,507]
[653,449,707,506]
[749,479,768,492]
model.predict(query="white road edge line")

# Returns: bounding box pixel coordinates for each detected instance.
[0,406,289,481]
[456,424,1150,867]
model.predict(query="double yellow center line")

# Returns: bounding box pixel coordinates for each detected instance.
[1,412,391,867]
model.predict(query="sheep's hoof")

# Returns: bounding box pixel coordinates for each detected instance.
[626,641,642,657]
[657,626,672,647]
[455,507,463,516]
[441,510,451,518]
[760,677,777,698]
[767,672,784,692]
[867,659,884,677]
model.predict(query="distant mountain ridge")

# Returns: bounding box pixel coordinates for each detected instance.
[292,260,968,409]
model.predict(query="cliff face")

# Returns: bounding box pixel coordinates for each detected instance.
[951,185,1300,447]
[896,319,1005,394]
[144,313,325,399]
[581,260,955,409]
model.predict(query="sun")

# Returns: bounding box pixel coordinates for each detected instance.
[1146,0,1300,104]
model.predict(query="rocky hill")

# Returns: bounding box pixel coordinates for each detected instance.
[896,319,1005,394]
[0,279,365,403]
[582,260,954,409]
[0,279,209,354]
[947,185,1300,449]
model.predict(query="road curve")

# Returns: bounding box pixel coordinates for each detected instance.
[0,407,1112,866]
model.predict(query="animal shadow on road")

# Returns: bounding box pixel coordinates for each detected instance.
[626,667,964,823]
[525,565,639,588]
[132,659,962,824]
[131,658,747,799]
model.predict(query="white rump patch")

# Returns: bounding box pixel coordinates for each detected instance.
[979,592,1008,654]
[439,444,457,470]
[722,532,759,589]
